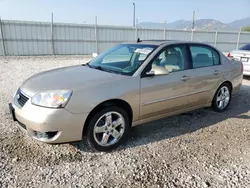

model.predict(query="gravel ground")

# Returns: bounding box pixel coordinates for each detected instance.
[1,56,250,188]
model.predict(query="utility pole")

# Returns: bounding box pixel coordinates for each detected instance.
[192,10,195,30]
[133,3,135,27]
[0,17,6,56]
[51,13,55,55]
[95,16,98,53]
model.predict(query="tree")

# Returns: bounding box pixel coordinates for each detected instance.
[241,26,250,32]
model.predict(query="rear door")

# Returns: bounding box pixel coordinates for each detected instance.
[185,44,223,107]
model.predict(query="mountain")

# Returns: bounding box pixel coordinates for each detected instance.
[136,17,250,31]
[229,17,250,28]
[166,20,188,29]
[181,19,233,30]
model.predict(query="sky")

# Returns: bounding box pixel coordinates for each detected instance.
[0,0,249,26]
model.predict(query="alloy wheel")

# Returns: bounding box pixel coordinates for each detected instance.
[216,86,230,110]
[93,111,125,147]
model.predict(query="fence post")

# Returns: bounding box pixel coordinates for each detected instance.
[190,29,194,41]
[135,26,138,40]
[236,29,241,50]
[164,28,166,39]
[214,31,218,47]
[51,13,55,55]
[94,16,98,53]
[0,17,6,56]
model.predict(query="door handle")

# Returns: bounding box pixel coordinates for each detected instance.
[213,70,221,75]
[181,75,190,81]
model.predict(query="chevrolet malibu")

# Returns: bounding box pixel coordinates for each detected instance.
[9,40,243,151]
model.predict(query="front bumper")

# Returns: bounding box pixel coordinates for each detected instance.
[10,100,89,144]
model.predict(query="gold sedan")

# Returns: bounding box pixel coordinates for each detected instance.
[9,40,243,151]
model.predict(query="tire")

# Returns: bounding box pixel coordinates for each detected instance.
[212,83,232,112]
[84,106,130,151]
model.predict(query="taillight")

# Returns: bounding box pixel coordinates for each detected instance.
[227,52,233,59]
[241,62,244,73]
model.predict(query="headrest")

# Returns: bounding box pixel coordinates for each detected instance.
[165,53,179,64]
[195,53,210,61]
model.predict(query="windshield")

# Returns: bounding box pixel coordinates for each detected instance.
[240,43,250,51]
[88,44,157,76]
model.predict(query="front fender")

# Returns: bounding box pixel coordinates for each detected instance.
[65,77,140,121]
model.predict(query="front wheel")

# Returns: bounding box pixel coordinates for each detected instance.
[212,83,232,112]
[85,106,130,151]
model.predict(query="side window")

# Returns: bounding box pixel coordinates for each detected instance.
[190,46,220,68]
[152,45,187,73]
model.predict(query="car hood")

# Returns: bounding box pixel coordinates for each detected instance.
[21,65,126,97]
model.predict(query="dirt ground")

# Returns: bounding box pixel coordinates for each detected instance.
[0,56,250,188]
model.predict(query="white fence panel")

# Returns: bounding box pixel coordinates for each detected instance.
[239,32,250,48]
[138,29,164,40]
[166,30,192,41]
[193,31,215,44]
[0,20,4,55]
[0,20,250,55]
[3,20,52,55]
[54,24,96,55]
[97,26,135,52]
[98,42,120,53]
[216,31,239,52]
[98,26,135,41]
[0,40,3,55]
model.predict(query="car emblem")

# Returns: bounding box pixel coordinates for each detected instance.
[16,94,20,100]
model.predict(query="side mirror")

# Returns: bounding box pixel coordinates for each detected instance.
[145,66,169,77]
[92,53,98,58]
[145,70,155,77]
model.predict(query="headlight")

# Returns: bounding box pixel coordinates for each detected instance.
[31,90,72,108]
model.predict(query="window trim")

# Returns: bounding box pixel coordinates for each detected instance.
[187,44,221,69]
[141,43,190,78]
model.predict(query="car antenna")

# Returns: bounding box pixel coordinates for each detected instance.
[137,38,142,43]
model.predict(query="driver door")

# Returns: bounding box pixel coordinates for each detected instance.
[140,44,190,119]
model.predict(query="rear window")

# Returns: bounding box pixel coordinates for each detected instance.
[189,45,220,68]
[240,44,250,51]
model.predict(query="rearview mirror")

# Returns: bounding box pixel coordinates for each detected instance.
[92,53,98,58]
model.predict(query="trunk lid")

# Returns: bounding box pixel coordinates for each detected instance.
[230,50,250,64]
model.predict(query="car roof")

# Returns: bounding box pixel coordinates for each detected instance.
[122,40,213,47]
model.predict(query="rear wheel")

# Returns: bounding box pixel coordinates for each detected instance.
[85,106,130,151]
[212,83,232,112]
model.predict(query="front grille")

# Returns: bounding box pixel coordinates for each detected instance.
[16,90,29,108]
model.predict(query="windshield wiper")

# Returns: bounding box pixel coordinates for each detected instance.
[87,64,107,71]
[85,63,92,67]
[86,64,123,75]
[92,65,105,71]
[86,63,102,70]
